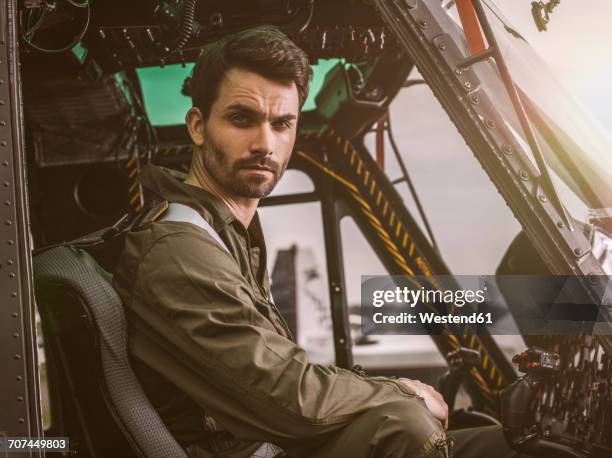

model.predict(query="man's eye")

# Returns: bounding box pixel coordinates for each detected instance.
[230,114,250,125]
[273,120,292,130]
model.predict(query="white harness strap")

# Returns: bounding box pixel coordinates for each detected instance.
[159,202,230,255]
[160,202,277,306]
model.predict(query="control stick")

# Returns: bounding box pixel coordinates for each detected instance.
[501,346,586,458]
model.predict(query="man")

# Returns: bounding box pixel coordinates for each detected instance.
[113,26,520,457]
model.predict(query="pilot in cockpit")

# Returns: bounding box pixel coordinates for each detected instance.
[112,25,528,458]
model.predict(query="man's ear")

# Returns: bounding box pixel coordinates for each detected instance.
[186,107,205,146]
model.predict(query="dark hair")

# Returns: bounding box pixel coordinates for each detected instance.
[187,26,311,118]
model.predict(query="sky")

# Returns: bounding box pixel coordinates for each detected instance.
[259,0,612,306]
[498,0,612,129]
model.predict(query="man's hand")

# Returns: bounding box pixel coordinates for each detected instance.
[399,379,448,430]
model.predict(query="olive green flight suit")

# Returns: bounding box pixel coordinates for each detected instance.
[113,164,521,458]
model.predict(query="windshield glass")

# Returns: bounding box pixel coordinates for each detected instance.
[439,0,612,214]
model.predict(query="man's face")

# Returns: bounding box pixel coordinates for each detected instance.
[188,67,300,199]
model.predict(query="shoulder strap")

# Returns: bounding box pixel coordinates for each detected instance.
[162,203,289,336]
[159,202,230,255]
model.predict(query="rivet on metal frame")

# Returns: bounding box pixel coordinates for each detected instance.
[502,144,512,155]
[519,170,529,180]
[485,119,496,129]
[574,248,582,256]
[538,195,547,203]
[417,18,428,28]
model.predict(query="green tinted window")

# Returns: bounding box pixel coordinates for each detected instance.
[136,64,194,126]
[137,59,340,126]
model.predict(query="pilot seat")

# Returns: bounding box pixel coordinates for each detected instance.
[33,240,283,458]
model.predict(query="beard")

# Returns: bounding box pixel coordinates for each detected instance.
[200,128,288,199]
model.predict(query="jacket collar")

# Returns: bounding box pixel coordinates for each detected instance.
[138,164,236,232]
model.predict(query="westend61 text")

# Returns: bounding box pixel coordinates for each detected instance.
[372,312,493,325]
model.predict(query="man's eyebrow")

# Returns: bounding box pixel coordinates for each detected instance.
[224,103,296,121]
[273,113,297,122]
[225,103,260,116]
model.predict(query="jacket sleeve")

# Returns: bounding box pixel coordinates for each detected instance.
[129,229,419,444]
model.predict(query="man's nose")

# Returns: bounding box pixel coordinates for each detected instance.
[250,124,275,156]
